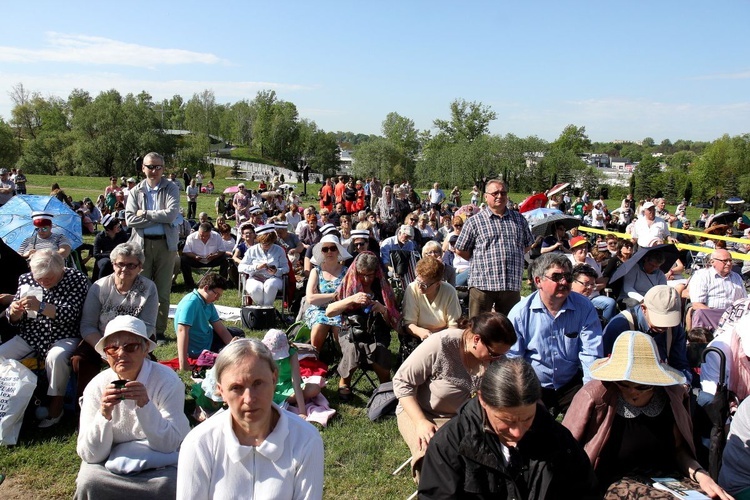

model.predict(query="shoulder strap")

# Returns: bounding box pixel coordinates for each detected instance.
[621,309,636,331]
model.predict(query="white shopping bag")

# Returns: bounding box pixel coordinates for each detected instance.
[0,357,37,445]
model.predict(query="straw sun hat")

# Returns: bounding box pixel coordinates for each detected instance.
[590,330,686,386]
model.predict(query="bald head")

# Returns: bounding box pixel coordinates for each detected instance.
[711,249,733,277]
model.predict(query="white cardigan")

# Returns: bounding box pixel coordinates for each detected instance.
[77,360,190,464]
[177,405,324,500]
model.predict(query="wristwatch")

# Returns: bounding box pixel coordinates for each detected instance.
[38,301,47,315]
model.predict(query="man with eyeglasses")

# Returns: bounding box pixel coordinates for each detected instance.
[454,179,534,317]
[125,152,180,342]
[174,273,244,371]
[507,253,603,415]
[688,248,747,314]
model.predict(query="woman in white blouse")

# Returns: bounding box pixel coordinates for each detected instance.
[238,225,289,306]
[177,338,324,499]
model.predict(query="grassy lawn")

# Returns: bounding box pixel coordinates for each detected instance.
[0,171,712,498]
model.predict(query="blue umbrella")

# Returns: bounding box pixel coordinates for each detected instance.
[0,195,83,252]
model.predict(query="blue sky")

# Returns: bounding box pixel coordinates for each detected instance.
[1,1,748,142]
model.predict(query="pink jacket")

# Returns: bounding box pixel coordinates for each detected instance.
[562,380,695,470]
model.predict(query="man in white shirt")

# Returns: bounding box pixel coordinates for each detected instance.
[631,201,673,248]
[0,168,16,206]
[180,222,228,288]
[590,201,606,228]
[689,249,747,311]
[428,182,445,211]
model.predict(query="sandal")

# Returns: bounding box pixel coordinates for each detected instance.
[338,385,352,402]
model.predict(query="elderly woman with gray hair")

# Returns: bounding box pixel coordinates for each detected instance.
[177,338,324,499]
[76,315,190,500]
[73,242,159,399]
[419,357,597,499]
[4,249,89,427]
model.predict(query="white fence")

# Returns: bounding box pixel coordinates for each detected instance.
[206,157,301,183]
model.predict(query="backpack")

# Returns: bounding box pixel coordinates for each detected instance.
[366,381,398,421]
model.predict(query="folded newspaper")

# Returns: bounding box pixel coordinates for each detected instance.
[651,477,710,499]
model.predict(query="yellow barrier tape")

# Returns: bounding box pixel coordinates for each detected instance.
[577,226,750,261]
[668,226,749,245]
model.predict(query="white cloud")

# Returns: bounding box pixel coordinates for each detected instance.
[0,32,226,68]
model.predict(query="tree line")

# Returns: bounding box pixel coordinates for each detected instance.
[2,83,748,206]
[1,84,340,178]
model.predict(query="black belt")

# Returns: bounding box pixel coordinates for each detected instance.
[143,234,166,240]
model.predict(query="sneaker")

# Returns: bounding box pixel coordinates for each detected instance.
[38,411,63,428]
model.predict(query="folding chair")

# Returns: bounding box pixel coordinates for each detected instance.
[239,272,289,327]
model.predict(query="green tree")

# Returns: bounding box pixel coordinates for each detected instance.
[552,124,591,154]
[0,118,21,167]
[634,156,661,200]
[353,137,401,181]
[433,99,497,143]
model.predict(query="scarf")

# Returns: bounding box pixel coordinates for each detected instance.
[336,252,401,329]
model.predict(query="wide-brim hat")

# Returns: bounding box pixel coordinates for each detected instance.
[590,330,685,386]
[312,234,352,265]
[95,315,156,356]
[261,329,290,361]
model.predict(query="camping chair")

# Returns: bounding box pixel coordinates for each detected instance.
[389,250,421,365]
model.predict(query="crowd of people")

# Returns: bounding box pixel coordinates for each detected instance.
[4,161,750,499]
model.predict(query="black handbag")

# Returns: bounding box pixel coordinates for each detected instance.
[344,313,376,343]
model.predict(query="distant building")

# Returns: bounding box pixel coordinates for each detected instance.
[339,148,354,171]
[611,157,631,170]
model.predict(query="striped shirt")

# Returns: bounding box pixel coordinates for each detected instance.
[454,207,533,292]
[689,268,747,310]
[18,232,71,256]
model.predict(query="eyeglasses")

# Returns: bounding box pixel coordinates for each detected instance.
[321,246,338,253]
[143,164,163,170]
[485,190,508,198]
[415,278,437,291]
[607,241,618,246]
[574,279,596,289]
[426,250,442,257]
[359,272,376,280]
[113,262,140,270]
[543,272,573,283]
[713,258,733,264]
[615,381,654,393]
[103,343,142,356]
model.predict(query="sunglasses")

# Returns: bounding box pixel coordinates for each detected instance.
[485,190,508,198]
[321,246,338,253]
[410,218,418,222]
[454,223,463,228]
[354,241,368,248]
[544,272,573,283]
[615,381,654,393]
[38,226,52,232]
[114,262,140,270]
[143,164,163,170]
[103,342,142,356]
[484,341,504,359]
[574,279,596,289]
[415,278,437,291]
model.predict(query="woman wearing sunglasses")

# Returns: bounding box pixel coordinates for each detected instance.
[76,315,190,499]
[304,235,351,354]
[393,312,516,483]
[563,331,731,499]
[401,258,461,346]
